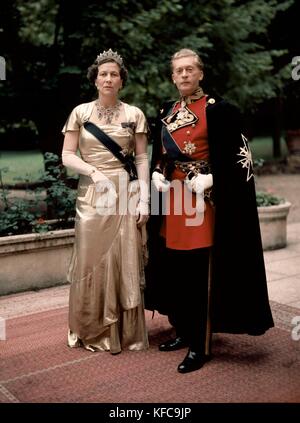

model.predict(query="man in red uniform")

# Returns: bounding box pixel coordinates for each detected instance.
[145,49,274,374]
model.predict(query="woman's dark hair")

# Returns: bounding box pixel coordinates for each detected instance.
[87,58,128,88]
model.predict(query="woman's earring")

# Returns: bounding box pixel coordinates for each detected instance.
[173,80,176,84]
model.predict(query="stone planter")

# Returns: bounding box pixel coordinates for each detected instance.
[0,229,74,295]
[258,201,291,251]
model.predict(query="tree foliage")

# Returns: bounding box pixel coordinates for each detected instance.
[0,0,294,153]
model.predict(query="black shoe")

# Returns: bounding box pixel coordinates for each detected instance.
[159,336,188,352]
[177,350,211,374]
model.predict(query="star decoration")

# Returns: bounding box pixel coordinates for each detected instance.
[183,141,196,155]
[237,134,253,181]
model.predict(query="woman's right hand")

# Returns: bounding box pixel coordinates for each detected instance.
[90,170,117,208]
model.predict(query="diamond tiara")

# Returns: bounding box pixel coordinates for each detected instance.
[96,49,123,66]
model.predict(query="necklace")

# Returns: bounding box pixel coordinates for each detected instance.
[96,100,122,124]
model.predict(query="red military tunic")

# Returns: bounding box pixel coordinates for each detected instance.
[160,96,215,249]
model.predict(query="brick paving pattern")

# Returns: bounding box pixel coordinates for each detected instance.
[0,305,299,403]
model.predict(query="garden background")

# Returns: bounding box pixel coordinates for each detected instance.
[0,0,300,235]
[1,0,300,408]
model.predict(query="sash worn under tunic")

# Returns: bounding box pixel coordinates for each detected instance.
[62,101,149,354]
[160,96,215,250]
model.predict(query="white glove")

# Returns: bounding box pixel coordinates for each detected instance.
[62,149,98,176]
[185,173,213,194]
[135,200,149,219]
[91,171,117,209]
[152,170,170,192]
[62,149,117,207]
[135,153,150,227]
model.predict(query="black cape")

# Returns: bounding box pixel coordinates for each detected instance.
[145,95,274,335]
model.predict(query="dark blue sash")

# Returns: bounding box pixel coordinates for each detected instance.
[161,125,191,163]
[84,121,138,181]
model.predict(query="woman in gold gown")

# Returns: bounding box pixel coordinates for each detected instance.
[61,49,149,354]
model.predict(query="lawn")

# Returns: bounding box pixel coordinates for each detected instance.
[0,137,288,185]
[0,150,76,185]
[0,150,44,185]
[249,136,288,161]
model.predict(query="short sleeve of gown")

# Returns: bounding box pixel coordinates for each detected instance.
[134,107,148,134]
[61,105,82,134]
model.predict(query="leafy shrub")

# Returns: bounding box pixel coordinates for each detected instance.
[254,158,285,206]
[0,152,77,236]
[256,191,284,207]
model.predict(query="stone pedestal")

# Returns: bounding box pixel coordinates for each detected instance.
[258,202,291,250]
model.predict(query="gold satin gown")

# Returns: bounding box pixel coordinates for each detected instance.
[62,101,149,354]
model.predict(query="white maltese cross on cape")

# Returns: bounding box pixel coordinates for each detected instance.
[236,134,253,182]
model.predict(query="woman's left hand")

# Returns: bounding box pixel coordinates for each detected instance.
[136,200,149,228]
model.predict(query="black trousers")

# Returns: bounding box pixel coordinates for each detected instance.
[165,247,210,355]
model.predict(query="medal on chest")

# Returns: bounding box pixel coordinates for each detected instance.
[162,103,198,133]
[162,103,199,156]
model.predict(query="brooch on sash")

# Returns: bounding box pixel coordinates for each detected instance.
[161,105,198,133]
